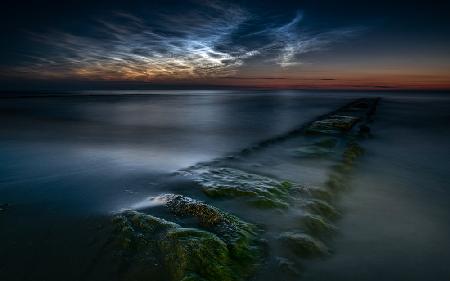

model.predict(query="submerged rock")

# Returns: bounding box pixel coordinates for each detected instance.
[326,171,347,191]
[292,146,332,158]
[179,167,299,209]
[113,211,235,281]
[113,195,264,281]
[303,199,339,219]
[292,138,338,158]
[305,98,379,136]
[162,194,264,264]
[278,232,329,257]
[275,257,301,277]
[325,142,365,191]
[298,213,336,235]
[156,97,380,278]
[342,142,364,165]
[160,228,236,281]
[314,138,338,148]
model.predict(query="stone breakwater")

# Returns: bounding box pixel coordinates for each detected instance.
[111,98,380,281]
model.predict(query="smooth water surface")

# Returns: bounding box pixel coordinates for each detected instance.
[0,90,449,280]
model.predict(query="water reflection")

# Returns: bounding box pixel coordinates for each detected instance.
[0,90,449,281]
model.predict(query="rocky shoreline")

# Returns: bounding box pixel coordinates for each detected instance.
[111,98,380,281]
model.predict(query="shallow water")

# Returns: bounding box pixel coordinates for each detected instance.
[0,90,449,280]
[302,94,450,281]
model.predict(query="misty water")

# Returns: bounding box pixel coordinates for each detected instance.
[0,90,449,281]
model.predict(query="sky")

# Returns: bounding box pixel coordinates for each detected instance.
[0,0,449,90]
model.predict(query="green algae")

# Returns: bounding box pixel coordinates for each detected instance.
[160,228,237,281]
[279,232,329,257]
[299,214,336,235]
[163,194,264,265]
[248,196,290,209]
[343,142,364,164]
[326,171,347,190]
[113,195,264,281]
[275,257,301,277]
[113,211,179,252]
[150,98,380,279]
[325,142,365,191]
[306,187,335,202]
[181,167,299,209]
[114,211,236,281]
[304,199,339,219]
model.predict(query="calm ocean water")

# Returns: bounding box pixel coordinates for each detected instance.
[0,90,449,280]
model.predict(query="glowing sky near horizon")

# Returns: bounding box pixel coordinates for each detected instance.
[0,0,449,90]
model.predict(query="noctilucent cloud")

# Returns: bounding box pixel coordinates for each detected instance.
[1,0,449,90]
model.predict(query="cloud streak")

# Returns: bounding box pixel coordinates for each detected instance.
[7,2,362,81]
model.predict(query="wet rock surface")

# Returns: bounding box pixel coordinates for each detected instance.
[278,232,329,257]
[113,195,264,281]
[306,115,360,134]
[111,98,380,281]
[178,167,300,209]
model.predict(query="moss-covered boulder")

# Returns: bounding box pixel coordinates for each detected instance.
[162,194,264,264]
[113,195,264,281]
[278,232,329,258]
[179,167,299,209]
[298,213,336,235]
[342,142,364,165]
[160,228,237,281]
[275,257,301,277]
[303,199,339,219]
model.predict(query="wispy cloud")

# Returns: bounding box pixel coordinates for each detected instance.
[7,3,363,81]
[252,11,363,67]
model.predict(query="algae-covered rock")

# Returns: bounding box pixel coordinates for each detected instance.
[298,214,336,235]
[306,115,360,134]
[179,167,299,209]
[325,142,365,191]
[305,187,335,202]
[160,228,237,281]
[304,199,339,219]
[278,232,328,257]
[275,257,301,277]
[342,142,364,164]
[292,138,338,158]
[113,211,235,281]
[113,195,264,281]
[326,171,347,190]
[113,211,179,253]
[162,194,263,264]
